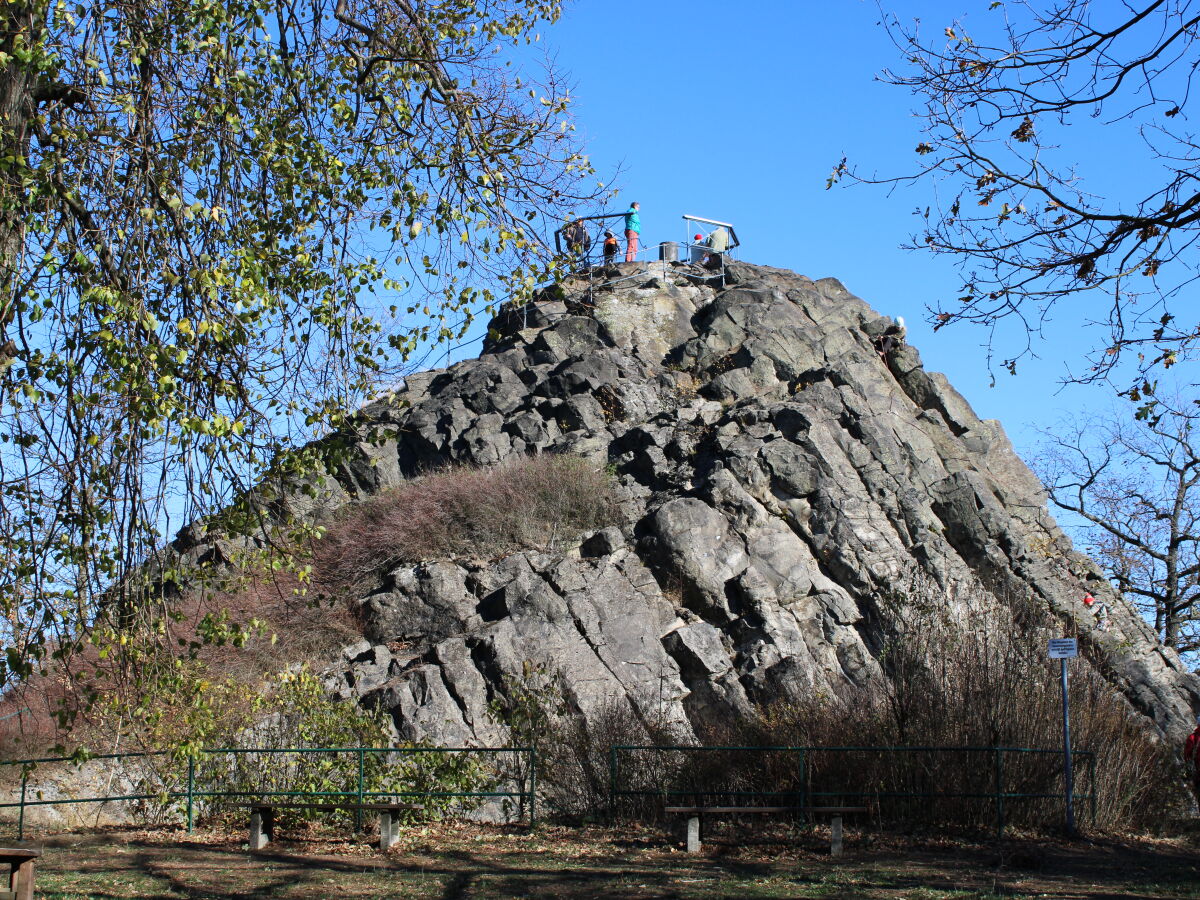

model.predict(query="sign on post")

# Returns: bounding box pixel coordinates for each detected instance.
[1048,636,1078,835]
[1048,638,1078,659]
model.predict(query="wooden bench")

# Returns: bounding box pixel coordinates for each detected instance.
[235,802,417,851]
[665,804,869,856]
[0,847,41,900]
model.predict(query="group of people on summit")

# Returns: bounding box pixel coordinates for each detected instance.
[562,202,728,272]
[562,202,641,266]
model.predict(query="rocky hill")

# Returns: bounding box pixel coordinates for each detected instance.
[193,260,1200,746]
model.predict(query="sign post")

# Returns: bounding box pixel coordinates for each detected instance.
[1048,637,1078,836]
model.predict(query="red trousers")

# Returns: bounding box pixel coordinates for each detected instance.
[625,230,639,262]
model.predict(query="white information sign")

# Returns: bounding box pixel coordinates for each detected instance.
[1048,638,1078,659]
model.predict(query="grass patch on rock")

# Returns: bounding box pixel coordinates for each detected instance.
[312,453,620,597]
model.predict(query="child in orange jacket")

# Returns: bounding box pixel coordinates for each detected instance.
[602,230,619,266]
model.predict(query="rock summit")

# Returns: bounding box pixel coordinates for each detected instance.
[238,260,1200,744]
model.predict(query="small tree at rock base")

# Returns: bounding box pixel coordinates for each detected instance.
[1035,402,1200,657]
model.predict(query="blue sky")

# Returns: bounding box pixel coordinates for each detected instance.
[514,0,1121,460]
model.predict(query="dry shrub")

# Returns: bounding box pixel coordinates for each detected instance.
[624,573,1177,834]
[0,681,65,761]
[176,568,359,695]
[312,453,619,599]
[33,565,361,760]
[539,698,683,822]
[0,454,616,767]
[482,661,686,823]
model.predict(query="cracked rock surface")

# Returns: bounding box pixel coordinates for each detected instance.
[263,260,1198,743]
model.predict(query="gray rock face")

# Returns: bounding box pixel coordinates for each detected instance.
[303,261,1199,745]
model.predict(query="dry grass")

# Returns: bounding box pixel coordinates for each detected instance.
[310,453,619,600]
[20,821,1200,899]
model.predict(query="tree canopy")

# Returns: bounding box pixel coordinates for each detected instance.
[0,0,603,692]
[836,1,1200,389]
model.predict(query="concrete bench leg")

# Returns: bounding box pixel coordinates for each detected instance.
[249,808,270,850]
[379,810,398,851]
[686,815,701,853]
[830,816,843,858]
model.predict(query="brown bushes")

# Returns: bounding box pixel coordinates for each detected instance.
[602,574,1179,833]
[311,453,619,599]
[540,699,684,822]
[0,682,64,761]
[135,452,616,686]
[0,453,619,761]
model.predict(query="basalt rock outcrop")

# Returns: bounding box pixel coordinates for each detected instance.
[254,261,1200,744]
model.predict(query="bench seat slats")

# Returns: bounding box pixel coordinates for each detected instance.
[236,802,416,812]
[243,802,418,852]
[665,805,868,815]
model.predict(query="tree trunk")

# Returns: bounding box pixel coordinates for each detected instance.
[0,2,41,378]
[1165,600,1180,648]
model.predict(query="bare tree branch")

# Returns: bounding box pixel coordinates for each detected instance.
[839,1,1200,393]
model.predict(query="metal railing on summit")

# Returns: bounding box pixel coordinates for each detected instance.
[398,214,740,380]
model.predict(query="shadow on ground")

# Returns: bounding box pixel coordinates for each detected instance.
[23,822,1200,899]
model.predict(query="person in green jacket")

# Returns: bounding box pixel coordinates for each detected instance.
[702,226,730,270]
[624,202,641,262]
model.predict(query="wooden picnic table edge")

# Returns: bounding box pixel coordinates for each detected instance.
[234,802,418,811]
[0,848,40,859]
[663,805,869,814]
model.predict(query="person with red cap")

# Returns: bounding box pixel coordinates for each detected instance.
[1082,592,1110,631]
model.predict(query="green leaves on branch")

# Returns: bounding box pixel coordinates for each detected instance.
[0,0,603,707]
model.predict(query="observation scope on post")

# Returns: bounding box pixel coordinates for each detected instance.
[682,215,740,264]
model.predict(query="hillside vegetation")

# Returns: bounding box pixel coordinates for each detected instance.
[0,454,619,759]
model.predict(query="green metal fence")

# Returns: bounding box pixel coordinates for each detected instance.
[0,745,537,839]
[608,745,1096,836]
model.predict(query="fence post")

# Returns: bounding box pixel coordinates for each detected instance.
[186,757,195,834]
[1088,752,1097,827]
[608,746,617,821]
[17,771,26,841]
[798,748,807,824]
[994,748,1005,838]
[528,748,537,829]
[356,749,365,834]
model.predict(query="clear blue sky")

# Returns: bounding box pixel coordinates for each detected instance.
[516,0,1114,460]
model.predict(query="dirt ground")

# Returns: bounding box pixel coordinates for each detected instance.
[15,820,1200,899]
